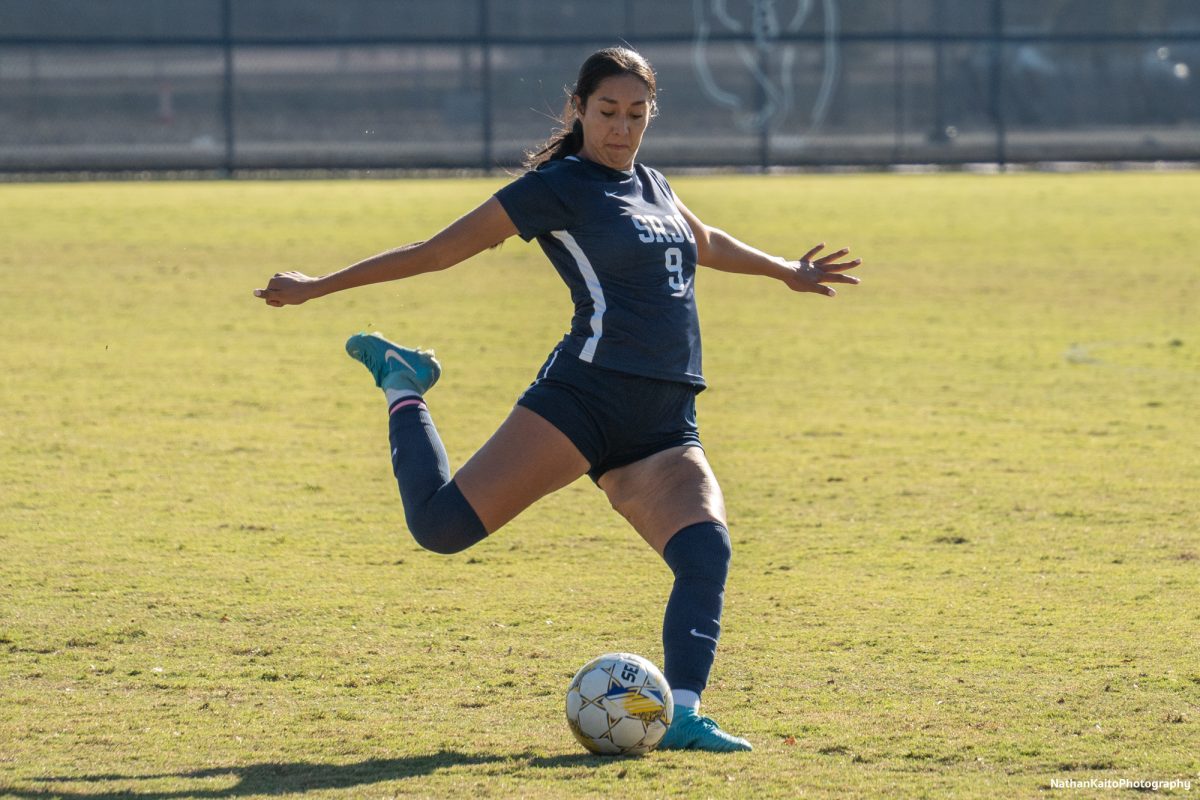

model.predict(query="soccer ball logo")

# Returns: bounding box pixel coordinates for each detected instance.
[565,653,673,755]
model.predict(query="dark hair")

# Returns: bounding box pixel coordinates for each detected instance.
[523,47,658,171]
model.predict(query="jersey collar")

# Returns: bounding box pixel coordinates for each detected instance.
[566,154,635,180]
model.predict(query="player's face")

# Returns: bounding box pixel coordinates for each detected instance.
[574,74,652,171]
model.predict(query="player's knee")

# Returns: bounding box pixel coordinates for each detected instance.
[662,520,731,584]
[406,514,469,555]
[404,482,488,555]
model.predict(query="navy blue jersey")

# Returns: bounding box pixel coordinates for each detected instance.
[494,155,703,388]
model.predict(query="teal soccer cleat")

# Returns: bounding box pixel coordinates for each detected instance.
[345,332,442,395]
[657,706,753,752]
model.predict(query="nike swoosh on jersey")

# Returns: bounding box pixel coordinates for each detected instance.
[689,628,719,645]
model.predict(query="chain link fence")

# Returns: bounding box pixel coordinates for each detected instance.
[1,0,1198,174]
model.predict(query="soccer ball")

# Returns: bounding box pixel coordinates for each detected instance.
[565,652,673,755]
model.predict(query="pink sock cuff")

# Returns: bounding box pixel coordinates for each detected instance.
[388,398,427,415]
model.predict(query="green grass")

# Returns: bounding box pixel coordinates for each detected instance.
[1,171,1197,798]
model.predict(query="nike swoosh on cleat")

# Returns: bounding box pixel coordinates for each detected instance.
[689,628,719,644]
[385,349,413,370]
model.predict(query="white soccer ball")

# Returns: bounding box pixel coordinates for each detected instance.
[565,652,673,755]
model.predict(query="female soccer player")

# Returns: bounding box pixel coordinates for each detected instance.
[255,47,859,752]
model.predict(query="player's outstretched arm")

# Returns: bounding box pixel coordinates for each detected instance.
[674,196,861,297]
[254,197,518,307]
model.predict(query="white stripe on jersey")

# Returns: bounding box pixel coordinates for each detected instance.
[551,230,606,363]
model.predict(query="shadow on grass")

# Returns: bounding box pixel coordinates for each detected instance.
[524,753,635,768]
[4,751,513,799]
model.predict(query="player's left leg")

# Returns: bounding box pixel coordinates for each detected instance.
[347,332,589,553]
[599,446,752,752]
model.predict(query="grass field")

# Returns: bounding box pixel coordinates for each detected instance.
[1,170,1197,799]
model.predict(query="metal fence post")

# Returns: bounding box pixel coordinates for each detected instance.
[990,0,1007,169]
[892,0,906,162]
[930,0,949,143]
[758,44,770,172]
[480,0,493,172]
[221,0,235,177]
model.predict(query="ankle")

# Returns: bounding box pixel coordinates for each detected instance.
[673,689,701,711]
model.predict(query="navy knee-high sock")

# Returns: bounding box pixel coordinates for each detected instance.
[661,521,732,698]
[387,398,487,554]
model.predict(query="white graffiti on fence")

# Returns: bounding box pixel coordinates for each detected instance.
[692,0,840,141]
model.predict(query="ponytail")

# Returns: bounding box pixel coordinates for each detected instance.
[524,116,584,172]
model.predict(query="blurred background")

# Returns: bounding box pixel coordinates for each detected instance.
[1,0,1197,174]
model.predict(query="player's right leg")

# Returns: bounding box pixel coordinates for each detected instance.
[600,446,752,752]
[347,332,589,553]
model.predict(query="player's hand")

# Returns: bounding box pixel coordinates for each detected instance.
[782,243,861,297]
[253,271,319,307]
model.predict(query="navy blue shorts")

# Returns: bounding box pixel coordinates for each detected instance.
[516,350,703,482]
